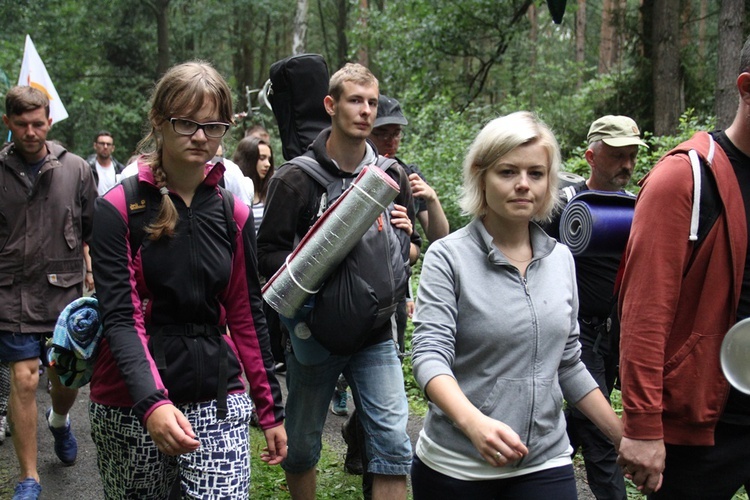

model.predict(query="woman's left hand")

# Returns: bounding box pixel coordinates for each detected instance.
[390,204,413,236]
[260,424,288,465]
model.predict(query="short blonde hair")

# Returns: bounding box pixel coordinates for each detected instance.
[459,111,561,223]
[328,63,378,101]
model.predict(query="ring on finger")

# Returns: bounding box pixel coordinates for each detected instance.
[495,451,503,461]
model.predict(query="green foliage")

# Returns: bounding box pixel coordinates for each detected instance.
[250,427,361,498]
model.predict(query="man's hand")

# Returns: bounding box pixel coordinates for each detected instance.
[409,173,437,202]
[616,437,665,495]
[390,204,413,236]
[261,424,288,465]
[406,299,415,318]
[84,272,95,292]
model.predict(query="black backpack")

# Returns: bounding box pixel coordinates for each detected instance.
[268,54,331,161]
[286,155,410,355]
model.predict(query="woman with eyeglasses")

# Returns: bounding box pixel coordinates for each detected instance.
[88,61,286,498]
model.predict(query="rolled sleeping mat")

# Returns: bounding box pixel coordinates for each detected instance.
[262,164,400,319]
[721,317,750,395]
[558,171,586,189]
[559,190,636,256]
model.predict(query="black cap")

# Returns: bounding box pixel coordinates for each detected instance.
[374,95,408,128]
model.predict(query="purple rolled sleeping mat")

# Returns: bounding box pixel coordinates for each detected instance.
[559,190,636,256]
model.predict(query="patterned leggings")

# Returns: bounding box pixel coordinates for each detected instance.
[0,362,9,416]
[90,393,253,499]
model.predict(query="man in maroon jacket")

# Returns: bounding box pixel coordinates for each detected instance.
[617,37,750,498]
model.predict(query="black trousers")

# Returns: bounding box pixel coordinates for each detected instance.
[566,318,626,500]
[650,421,750,500]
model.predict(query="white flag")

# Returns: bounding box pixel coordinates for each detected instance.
[17,35,69,124]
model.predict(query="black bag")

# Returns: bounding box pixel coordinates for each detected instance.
[287,155,410,355]
[268,54,331,161]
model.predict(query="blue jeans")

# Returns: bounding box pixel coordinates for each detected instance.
[282,339,411,476]
[0,331,49,364]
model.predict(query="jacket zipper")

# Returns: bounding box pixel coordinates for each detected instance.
[519,272,538,467]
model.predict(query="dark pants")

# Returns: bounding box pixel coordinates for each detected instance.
[411,455,577,500]
[395,298,407,354]
[263,300,285,364]
[650,421,750,500]
[566,318,626,500]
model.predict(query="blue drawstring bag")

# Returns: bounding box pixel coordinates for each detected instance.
[48,296,103,389]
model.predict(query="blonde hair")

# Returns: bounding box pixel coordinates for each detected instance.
[328,63,378,101]
[459,111,561,223]
[135,61,233,239]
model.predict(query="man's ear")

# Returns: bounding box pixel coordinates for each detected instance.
[2,115,8,128]
[323,95,335,117]
[737,72,750,104]
[584,148,596,169]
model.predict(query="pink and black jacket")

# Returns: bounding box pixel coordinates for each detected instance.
[89,162,284,430]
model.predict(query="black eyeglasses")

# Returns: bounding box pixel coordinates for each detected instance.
[169,118,230,138]
[95,142,114,147]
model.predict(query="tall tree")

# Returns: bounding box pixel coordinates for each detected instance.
[599,0,615,73]
[716,0,745,129]
[141,0,171,75]
[652,0,681,135]
[576,0,586,87]
[293,0,309,55]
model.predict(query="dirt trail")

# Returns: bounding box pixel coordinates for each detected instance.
[0,370,595,499]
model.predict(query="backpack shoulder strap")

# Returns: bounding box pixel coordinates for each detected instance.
[375,156,398,172]
[561,185,578,203]
[287,155,337,189]
[217,185,238,254]
[122,175,149,258]
[687,134,720,246]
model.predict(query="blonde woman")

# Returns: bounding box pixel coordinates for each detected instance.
[410,112,622,499]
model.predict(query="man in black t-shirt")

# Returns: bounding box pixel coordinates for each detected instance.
[544,115,646,500]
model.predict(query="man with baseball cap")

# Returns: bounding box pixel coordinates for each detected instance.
[543,115,647,500]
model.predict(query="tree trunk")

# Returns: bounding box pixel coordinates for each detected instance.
[652,0,681,135]
[334,0,350,69]
[528,3,538,107]
[599,0,614,73]
[142,0,171,75]
[358,0,369,67]
[292,0,308,55]
[716,0,745,129]
[576,0,586,88]
[698,0,708,78]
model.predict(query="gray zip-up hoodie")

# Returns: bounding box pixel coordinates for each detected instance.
[412,218,597,469]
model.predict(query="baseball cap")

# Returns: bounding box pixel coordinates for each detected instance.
[374,95,408,128]
[587,115,647,147]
